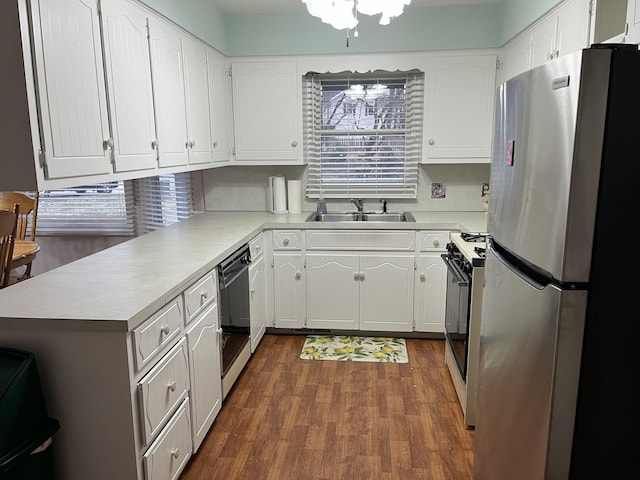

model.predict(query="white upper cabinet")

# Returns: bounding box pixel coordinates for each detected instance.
[555,0,591,57]
[148,15,189,168]
[100,0,157,173]
[231,61,302,164]
[207,49,233,165]
[423,54,497,163]
[626,0,640,43]
[31,0,113,180]
[182,36,213,166]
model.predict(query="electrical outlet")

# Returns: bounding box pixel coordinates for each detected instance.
[481,183,490,197]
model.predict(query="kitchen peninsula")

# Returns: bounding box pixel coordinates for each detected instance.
[0,210,486,480]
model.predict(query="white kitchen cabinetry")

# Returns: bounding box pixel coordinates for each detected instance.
[305,230,416,332]
[231,61,302,164]
[531,0,590,66]
[423,54,497,164]
[414,231,449,333]
[182,35,213,166]
[183,268,222,452]
[626,0,640,43]
[249,234,267,352]
[28,0,113,181]
[207,49,233,165]
[272,230,305,329]
[100,0,157,174]
[147,16,189,168]
[498,32,532,84]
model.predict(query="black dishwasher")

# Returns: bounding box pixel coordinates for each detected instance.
[217,244,252,397]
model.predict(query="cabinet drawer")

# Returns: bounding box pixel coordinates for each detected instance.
[305,230,415,251]
[273,230,301,250]
[138,338,190,445]
[133,297,184,371]
[249,233,264,259]
[184,270,216,324]
[419,231,450,251]
[143,398,192,480]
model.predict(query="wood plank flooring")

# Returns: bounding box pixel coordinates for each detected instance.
[180,334,475,480]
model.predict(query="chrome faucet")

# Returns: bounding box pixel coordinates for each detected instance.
[350,198,364,212]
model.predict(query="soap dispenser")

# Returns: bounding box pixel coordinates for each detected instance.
[316,192,327,215]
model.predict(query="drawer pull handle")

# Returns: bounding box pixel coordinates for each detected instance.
[295,272,301,280]
[160,325,170,335]
[283,238,290,246]
[200,291,208,302]
[433,240,440,248]
[167,381,177,392]
[170,448,180,459]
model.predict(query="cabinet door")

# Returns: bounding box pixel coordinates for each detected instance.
[424,55,496,163]
[207,49,233,165]
[627,0,640,42]
[31,0,112,179]
[555,0,591,58]
[306,253,359,330]
[182,36,213,166]
[530,14,559,67]
[500,33,532,84]
[249,256,267,352]
[101,0,157,173]
[148,16,189,168]
[231,61,301,163]
[185,302,222,452]
[273,253,304,329]
[414,253,447,333]
[359,254,414,332]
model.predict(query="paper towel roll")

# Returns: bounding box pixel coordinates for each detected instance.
[287,180,302,214]
[272,176,288,214]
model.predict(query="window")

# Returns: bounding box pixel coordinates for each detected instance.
[38,173,193,236]
[304,70,424,199]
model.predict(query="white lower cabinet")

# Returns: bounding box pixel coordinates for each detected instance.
[304,229,417,332]
[249,255,267,351]
[305,252,414,331]
[185,302,222,452]
[143,398,193,480]
[273,252,305,328]
[414,231,449,333]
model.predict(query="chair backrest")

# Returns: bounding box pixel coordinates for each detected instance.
[0,192,38,241]
[0,205,19,288]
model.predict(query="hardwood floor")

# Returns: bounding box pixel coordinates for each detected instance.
[180,334,475,480]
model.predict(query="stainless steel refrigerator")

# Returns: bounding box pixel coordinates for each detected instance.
[474,44,640,480]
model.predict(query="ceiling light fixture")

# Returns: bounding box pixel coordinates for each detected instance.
[302,0,411,46]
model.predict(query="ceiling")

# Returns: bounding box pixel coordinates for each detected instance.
[212,0,499,15]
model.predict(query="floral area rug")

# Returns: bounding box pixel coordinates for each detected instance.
[300,335,408,363]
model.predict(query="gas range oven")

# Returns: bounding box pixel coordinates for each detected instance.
[442,231,486,428]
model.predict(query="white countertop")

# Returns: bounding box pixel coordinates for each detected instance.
[0,210,487,330]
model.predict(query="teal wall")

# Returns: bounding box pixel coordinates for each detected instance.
[140,0,566,56]
[500,0,563,44]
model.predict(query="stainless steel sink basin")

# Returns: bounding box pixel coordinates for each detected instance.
[305,211,415,222]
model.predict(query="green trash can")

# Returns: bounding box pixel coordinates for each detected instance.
[0,348,60,479]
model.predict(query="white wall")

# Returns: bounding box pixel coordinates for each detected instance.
[202,164,490,213]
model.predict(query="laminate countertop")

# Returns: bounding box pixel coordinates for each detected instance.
[0,211,487,330]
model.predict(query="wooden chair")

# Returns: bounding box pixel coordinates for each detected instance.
[0,204,19,288]
[0,192,39,280]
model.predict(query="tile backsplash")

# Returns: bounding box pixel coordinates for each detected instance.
[202,164,490,212]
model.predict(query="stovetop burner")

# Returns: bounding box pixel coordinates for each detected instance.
[474,246,486,258]
[460,232,487,243]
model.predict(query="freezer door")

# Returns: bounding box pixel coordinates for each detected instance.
[488,49,611,283]
[473,244,586,480]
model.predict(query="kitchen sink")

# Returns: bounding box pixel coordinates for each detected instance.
[305,212,416,222]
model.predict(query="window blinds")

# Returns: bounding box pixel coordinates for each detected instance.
[304,71,424,199]
[132,173,193,235]
[38,182,135,235]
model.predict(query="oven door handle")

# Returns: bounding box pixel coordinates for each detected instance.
[441,254,470,286]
